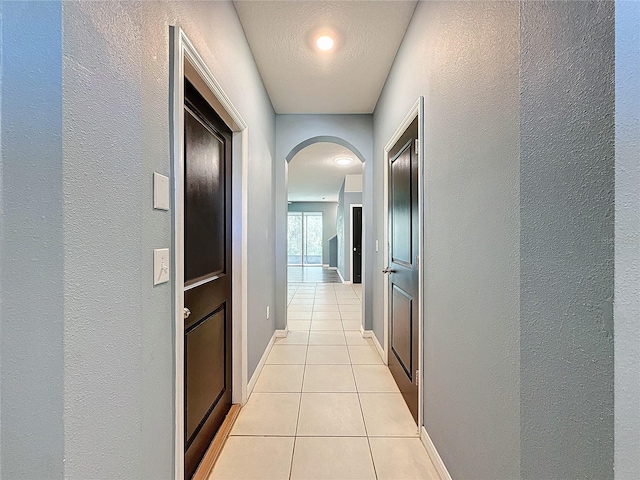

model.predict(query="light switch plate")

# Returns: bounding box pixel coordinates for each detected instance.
[154,248,170,285]
[153,172,170,210]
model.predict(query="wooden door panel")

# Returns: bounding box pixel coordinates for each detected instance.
[391,146,412,266]
[186,307,226,441]
[387,117,419,423]
[391,285,413,378]
[183,79,232,479]
[184,108,226,283]
[184,275,230,332]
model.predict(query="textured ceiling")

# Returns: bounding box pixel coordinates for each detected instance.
[233,0,417,114]
[288,142,363,202]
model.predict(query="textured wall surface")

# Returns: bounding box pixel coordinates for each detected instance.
[287,202,338,265]
[1,1,625,478]
[275,114,373,330]
[0,2,65,478]
[373,2,521,478]
[60,1,276,478]
[337,183,344,277]
[615,2,640,478]
[520,2,615,478]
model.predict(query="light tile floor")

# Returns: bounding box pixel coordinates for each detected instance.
[210,283,439,480]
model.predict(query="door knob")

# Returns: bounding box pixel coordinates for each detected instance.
[382,267,396,274]
[183,307,191,319]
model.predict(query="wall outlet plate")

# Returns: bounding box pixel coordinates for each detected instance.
[153,172,170,210]
[154,248,170,285]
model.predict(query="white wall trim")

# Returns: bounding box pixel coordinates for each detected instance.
[275,327,289,338]
[361,327,386,363]
[382,97,425,428]
[336,268,351,285]
[370,331,386,364]
[247,330,280,396]
[170,26,249,480]
[421,426,452,480]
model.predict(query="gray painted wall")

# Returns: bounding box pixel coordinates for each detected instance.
[1,3,65,478]
[0,2,626,478]
[275,115,373,330]
[374,1,616,478]
[614,2,640,479]
[520,3,615,478]
[288,202,338,265]
[373,2,521,478]
[63,2,276,477]
[328,236,338,268]
[2,1,276,478]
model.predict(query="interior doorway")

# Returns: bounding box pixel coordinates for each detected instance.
[285,142,364,287]
[382,97,425,429]
[171,27,249,480]
[182,79,233,479]
[385,117,419,422]
[350,204,363,284]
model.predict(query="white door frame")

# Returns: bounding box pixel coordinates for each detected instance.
[349,203,363,285]
[170,26,249,480]
[382,97,425,428]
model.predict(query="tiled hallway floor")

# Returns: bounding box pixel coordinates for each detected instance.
[287,266,342,284]
[209,283,439,480]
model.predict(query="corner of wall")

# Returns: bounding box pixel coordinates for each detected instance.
[614,2,640,478]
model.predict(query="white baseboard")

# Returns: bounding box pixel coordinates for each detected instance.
[275,327,288,338]
[247,330,277,397]
[336,269,347,284]
[328,267,337,271]
[362,328,386,364]
[371,332,386,364]
[322,264,329,268]
[420,426,452,480]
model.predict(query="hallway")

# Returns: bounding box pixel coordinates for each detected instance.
[209,282,438,479]
[2,2,635,479]
[287,266,342,284]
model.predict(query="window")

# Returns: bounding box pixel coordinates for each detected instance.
[288,212,323,265]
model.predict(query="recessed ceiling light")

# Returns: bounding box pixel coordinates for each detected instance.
[316,35,334,51]
[334,157,353,166]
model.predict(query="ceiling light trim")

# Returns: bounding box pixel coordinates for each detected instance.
[334,157,353,166]
[316,35,335,51]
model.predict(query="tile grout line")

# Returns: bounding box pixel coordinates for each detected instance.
[345,326,380,480]
[288,333,310,480]
[287,282,377,478]
[349,286,380,480]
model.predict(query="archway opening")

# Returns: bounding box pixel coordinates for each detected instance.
[286,139,364,288]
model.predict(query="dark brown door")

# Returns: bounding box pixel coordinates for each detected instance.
[183,79,232,479]
[386,117,419,422]
[352,206,362,284]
